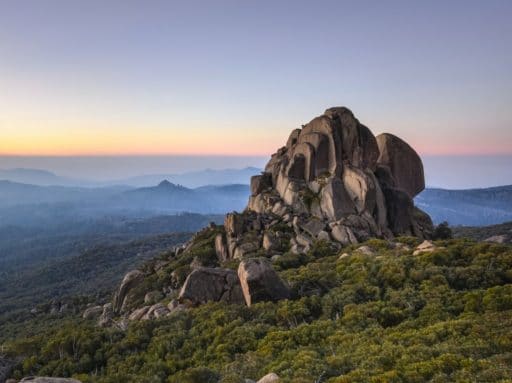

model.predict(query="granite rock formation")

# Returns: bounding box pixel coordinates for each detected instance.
[96,106,434,326]
[244,107,432,245]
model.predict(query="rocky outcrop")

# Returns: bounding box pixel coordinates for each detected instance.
[179,267,245,305]
[128,306,151,321]
[245,106,432,243]
[113,270,144,313]
[82,305,103,320]
[141,303,169,320]
[98,303,114,327]
[144,291,164,304]
[484,235,508,244]
[413,240,444,255]
[238,259,291,306]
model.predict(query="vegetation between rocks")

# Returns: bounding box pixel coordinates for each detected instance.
[3,237,512,383]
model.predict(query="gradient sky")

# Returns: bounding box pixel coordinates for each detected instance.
[1,0,511,158]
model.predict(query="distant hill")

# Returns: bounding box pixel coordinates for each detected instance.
[0,180,250,229]
[115,180,250,213]
[416,185,512,226]
[0,166,261,188]
[0,180,128,208]
[3,173,512,228]
[0,168,86,186]
[113,166,261,187]
[453,221,512,243]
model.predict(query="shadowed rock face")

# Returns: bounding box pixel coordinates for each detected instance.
[376,133,425,198]
[112,270,144,313]
[248,106,432,240]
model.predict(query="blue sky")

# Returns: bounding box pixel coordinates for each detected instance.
[0,0,511,186]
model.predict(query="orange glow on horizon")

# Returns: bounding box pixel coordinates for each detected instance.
[1,120,510,157]
[0,118,288,157]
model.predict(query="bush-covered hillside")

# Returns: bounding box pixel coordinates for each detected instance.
[3,236,512,383]
[453,221,512,243]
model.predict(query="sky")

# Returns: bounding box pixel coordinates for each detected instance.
[0,0,511,187]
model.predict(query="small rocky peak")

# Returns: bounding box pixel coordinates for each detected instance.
[157,179,175,188]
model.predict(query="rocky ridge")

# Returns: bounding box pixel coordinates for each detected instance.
[91,106,434,327]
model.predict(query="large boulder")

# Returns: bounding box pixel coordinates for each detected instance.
[82,305,103,320]
[238,258,291,306]
[129,306,151,321]
[376,133,425,198]
[113,270,144,313]
[257,373,280,383]
[331,224,358,245]
[141,303,169,320]
[179,267,245,305]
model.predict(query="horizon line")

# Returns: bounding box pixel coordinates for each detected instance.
[1,152,512,158]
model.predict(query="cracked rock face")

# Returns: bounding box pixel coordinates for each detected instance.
[248,106,433,240]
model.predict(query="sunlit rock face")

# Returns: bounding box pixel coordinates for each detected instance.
[248,106,433,241]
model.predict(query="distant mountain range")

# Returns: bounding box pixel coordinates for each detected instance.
[111,180,249,213]
[0,168,84,187]
[1,167,512,227]
[0,179,250,229]
[416,185,512,226]
[0,167,261,188]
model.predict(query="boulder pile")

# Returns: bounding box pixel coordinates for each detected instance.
[218,107,432,260]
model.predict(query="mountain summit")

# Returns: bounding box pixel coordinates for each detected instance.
[99,106,435,325]
[215,106,433,260]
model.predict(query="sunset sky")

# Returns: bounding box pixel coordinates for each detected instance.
[1,0,511,157]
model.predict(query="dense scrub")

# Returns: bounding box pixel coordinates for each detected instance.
[3,238,512,383]
[0,233,191,341]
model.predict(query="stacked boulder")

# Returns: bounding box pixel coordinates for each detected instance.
[242,107,432,248]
